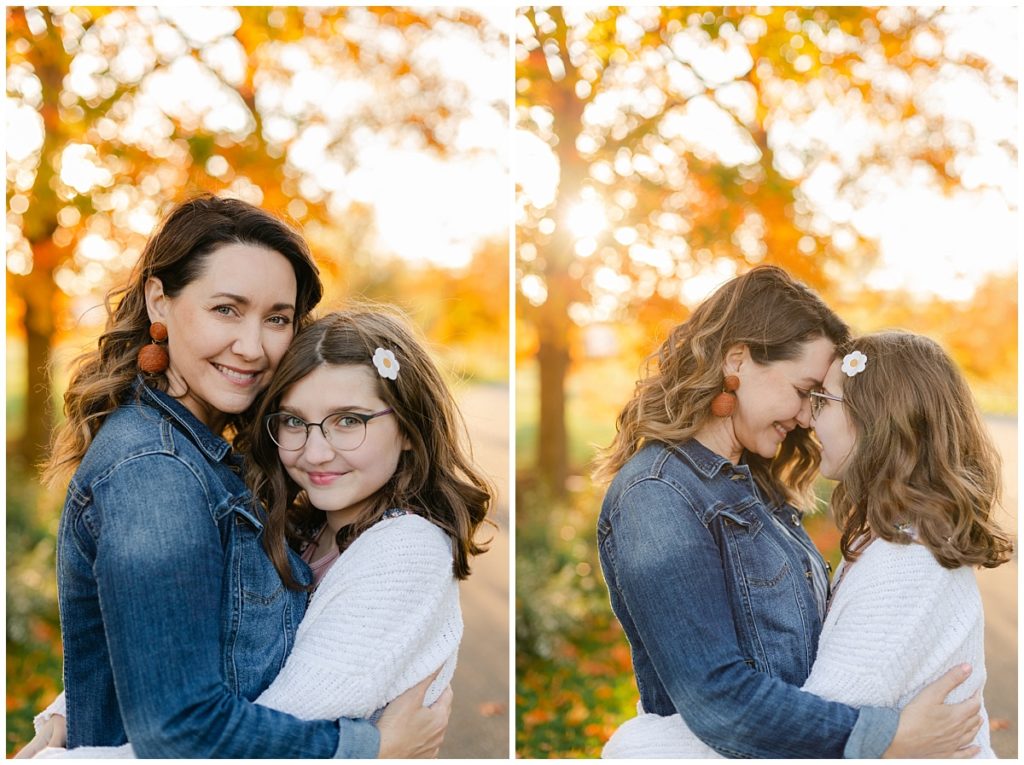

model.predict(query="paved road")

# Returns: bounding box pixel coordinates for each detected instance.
[439,383,509,759]
[977,417,1016,759]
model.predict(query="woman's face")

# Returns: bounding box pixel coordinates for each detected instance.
[812,358,858,479]
[146,242,297,427]
[277,363,408,527]
[727,336,835,459]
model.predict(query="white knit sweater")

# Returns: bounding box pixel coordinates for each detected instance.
[602,537,993,758]
[35,513,461,758]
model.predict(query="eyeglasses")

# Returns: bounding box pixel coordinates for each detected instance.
[265,408,394,452]
[809,390,843,419]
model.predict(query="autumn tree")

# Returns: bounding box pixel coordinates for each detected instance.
[515,6,1015,494]
[6,6,506,470]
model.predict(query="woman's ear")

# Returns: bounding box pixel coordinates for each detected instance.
[143,277,168,323]
[722,343,749,377]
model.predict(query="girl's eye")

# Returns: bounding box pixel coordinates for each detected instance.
[326,413,364,431]
[795,387,811,399]
[282,415,305,429]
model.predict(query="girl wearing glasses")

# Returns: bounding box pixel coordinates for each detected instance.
[248,306,492,722]
[594,267,990,758]
[32,306,491,759]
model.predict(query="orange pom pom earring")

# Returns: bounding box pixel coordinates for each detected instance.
[138,322,169,374]
[710,375,740,417]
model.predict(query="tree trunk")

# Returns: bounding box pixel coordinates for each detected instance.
[532,11,586,496]
[536,268,571,495]
[16,267,57,472]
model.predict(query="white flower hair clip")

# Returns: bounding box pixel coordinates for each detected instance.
[372,347,400,380]
[841,350,867,377]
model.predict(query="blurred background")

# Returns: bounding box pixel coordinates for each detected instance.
[6,6,509,757]
[514,6,1016,758]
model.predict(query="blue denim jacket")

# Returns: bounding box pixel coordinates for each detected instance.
[597,440,898,758]
[57,378,379,757]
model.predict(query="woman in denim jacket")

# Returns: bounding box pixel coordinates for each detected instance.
[19,196,447,758]
[594,266,983,758]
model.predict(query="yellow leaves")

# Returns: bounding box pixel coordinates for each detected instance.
[565,702,589,725]
[522,706,553,727]
[610,643,633,673]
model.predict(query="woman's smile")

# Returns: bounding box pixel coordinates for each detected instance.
[212,362,265,386]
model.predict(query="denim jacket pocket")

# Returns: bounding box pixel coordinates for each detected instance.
[718,506,790,587]
[718,506,812,680]
[222,499,302,698]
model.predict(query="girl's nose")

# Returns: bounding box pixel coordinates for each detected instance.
[302,425,336,463]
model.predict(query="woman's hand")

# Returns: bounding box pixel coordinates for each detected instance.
[883,665,983,758]
[13,714,67,758]
[376,670,453,758]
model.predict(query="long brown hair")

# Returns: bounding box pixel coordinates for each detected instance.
[42,194,323,488]
[248,306,492,590]
[593,265,850,509]
[831,331,1012,569]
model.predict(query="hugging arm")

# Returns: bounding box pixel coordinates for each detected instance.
[603,477,894,758]
[84,455,376,758]
[255,517,460,719]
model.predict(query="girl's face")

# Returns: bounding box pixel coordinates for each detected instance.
[146,243,297,428]
[277,363,408,527]
[812,358,858,479]
[727,336,835,459]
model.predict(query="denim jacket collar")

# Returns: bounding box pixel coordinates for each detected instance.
[132,376,232,464]
[670,437,738,480]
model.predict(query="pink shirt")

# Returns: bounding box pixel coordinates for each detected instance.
[300,528,341,587]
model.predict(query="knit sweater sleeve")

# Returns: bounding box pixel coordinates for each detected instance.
[801,539,980,709]
[254,514,462,721]
[33,692,67,734]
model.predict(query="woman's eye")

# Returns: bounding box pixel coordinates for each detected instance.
[267,315,292,327]
[334,415,362,429]
[282,415,305,429]
[214,305,237,317]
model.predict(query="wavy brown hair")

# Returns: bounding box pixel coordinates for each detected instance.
[42,194,323,488]
[593,265,850,509]
[248,306,493,590]
[830,331,1013,569]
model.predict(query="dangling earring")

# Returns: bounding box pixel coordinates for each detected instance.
[710,375,740,417]
[138,322,169,374]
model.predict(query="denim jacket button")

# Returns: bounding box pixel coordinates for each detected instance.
[730,473,746,481]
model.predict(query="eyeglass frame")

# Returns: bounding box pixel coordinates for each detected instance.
[809,390,843,419]
[264,408,394,451]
